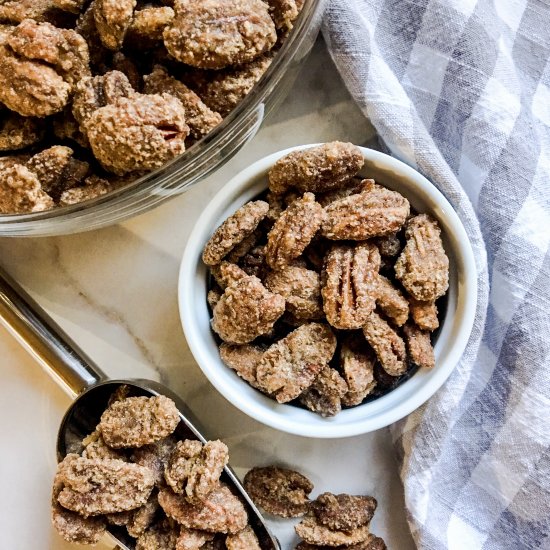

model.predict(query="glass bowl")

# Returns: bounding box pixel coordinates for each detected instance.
[0,0,326,237]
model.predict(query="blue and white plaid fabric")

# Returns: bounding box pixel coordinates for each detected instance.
[323,1,550,548]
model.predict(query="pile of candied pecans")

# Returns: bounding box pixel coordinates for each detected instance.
[52,387,263,549]
[203,142,450,417]
[0,0,303,214]
[244,466,386,549]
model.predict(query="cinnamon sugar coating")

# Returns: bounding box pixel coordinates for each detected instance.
[340,334,377,407]
[0,112,44,151]
[82,430,127,461]
[210,261,249,290]
[136,520,179,550]
[131,436,178,486]
[395,214,449,301]
[212,275,285,344]
[375,275,409,327]
[321,243,380,330]
[299,366,347,417]
[98,395,180,448]
[163,0,276,70]
[219,343,265,389]
[409,297,439,331]
[164,439,229,503]
[295,512,371,547]
[265,265,323,321]
[0,163,54,213]
[403,322,435,369]
[363,312,407,376]
[255,323,337,403]
[244,466,313,518]
[296,535,387,550]
[188,54,273,117]
[203,200,269,266]
[93,0,136,50]
[56,457,155,516]
[311,492,377,531]
[266,0,300,31]
[86,93,189,175]
[158,483,248,534]
[322,183,410,240]
[58,175,116,206]
[226,525,261,550]
[0,20,90,117]
[176,527,215,550]
[268,142,364,196]
[126,6,174,49]
[144,65,222,140]
[266,192,325,270]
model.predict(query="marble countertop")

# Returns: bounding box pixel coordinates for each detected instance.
[0,39,416,550]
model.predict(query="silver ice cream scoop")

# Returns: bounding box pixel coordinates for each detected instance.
[0,266,280,550]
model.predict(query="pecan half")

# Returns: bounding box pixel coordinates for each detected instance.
[363,312,407,376]
[395,214,449,301]
[409,297,439,331]
[339,334,377,407]
[403,322,435,369]
[321,183,410,240]
[321,243,380,330]
[299,366,347,417]
[375,275,409,327]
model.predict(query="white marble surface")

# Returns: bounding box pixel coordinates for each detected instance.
[0,40,416,550]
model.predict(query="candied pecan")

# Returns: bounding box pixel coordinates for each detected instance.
[211,275,285,344]
[219,343,264,389]
[226,525,261,550]
[375,275,409,327]
[158,483,248,534]
[26,146,90,199]
[177,527,214,550]
[374,234,402,257]
[0,20,90,117]
[187,54,273,117]
[164,439,228,503]
[403,322,435,369]
[93,0,136,50]
[131,436,178,485]
[82,430,127,461]
[52,0,86,14]
[98,395,180,448]
[75,1,108,67]
[363,312,407,376]
[312,493,377,531]
[322,183,410,240]
[296,534,387,550]
[136,520,179,550]
[72,70,135,131]
[126,6,174,49]
[203,200,269,266]
[316,178,372,207]
[266,192,324,270]
[255,323,337,403]
[321,243,380,330]
[226,229,261,263]
[243,466,313,518]
[409,297,439,331]
[0,112,44,151]
[52,454,107,544]
[126,494,160,538]
[265,266,323,321]
[86,93,189,175]
[59,175,116,206]
[144,65,222,140]
[0,164,54,214]
[207,288,222,311]
[266,0,300,31]
[299,366,347,417]
[340,334,377,407]
[295,512,371,547]
[268,142,364,196]
[56,457,155,516]
[163,0,276,70]
[395,214,449,301]
[210,261,249,290]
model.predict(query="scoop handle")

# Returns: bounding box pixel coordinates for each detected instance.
[0,266,105,398]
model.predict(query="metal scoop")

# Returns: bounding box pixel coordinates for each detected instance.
[0,267,280,550]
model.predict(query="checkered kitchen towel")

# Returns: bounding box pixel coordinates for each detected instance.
[323,1,550,548]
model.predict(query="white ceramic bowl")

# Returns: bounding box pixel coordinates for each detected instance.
[178,145,477,438]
